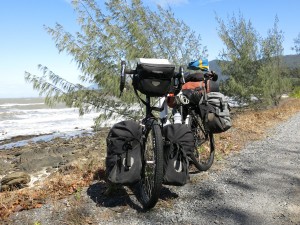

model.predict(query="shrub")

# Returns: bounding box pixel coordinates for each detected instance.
[290,87,300,98]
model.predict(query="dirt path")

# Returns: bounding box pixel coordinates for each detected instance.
[7,112,300,225]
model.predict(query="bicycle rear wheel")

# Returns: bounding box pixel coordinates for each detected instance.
[189,114,215,171]
[140,119,164,209]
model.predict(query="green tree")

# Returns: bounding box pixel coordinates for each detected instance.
[257,16,291,106]
[216,13,291,107]
[216,12,261,105]
[25,0,206,125]
[290,33,300,98]
[292,33,300,54]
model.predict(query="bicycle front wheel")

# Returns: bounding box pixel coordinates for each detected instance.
[189,114,215,171]
[140,119,164,209]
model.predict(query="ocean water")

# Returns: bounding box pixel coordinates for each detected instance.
[0,98,120,149]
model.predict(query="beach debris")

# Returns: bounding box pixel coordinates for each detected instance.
[0,171,31,191]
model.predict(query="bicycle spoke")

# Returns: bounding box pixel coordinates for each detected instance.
[140,122,163,209]
[189,113,215,171]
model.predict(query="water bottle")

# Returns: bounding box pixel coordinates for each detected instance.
[173,112,181,124]
[185,115,190,125]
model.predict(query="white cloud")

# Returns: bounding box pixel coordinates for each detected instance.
[151,0,189,7]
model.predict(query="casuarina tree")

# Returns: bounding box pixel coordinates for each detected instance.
[216,12,261,105]
[25,0,206,126]
[292,33,300,55]
[216,13,291,107]
[257,16,291,106]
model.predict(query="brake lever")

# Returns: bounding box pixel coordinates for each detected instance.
[211,71,218,81]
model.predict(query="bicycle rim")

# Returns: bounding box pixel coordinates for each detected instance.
[190,114,215,171]
[140,121,164,209]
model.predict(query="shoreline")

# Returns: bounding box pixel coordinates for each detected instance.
[0,133,54,145]
[0,127,110,181]
[0,129,95,150]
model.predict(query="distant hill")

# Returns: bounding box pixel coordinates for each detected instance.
[209,54,300,80]
[282,54,300,69]
[209,59,227,81]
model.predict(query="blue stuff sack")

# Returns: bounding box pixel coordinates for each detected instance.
[188,59,209,71]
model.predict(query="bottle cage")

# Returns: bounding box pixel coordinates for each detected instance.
[177,92,190,105]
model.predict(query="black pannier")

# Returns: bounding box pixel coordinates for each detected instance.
[163,124,194,186]
[106,120,143,185]
[132,59,175,97]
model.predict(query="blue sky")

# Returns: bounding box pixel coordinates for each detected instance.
[0,0,299,98]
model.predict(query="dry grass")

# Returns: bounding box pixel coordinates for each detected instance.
[215,98,300,157]
[1,98,300,220]
[0,158,106,220]
[56,197,95,225]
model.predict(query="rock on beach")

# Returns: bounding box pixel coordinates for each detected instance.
[0,171,31,191]
[0,128,109,191]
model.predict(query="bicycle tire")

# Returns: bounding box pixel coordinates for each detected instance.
[189,114,215,171]
[140,119,164,209]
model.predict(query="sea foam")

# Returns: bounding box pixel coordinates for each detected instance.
[0,98,124,149]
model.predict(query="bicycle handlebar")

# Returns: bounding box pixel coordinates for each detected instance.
[120,61,138,96]
[124,68,137,74]
[204,70,218,81]
[119,60,218,97]
[120,61,126,96]
[121,61,137,74]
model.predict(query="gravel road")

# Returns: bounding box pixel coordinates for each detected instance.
[9,112,300,225]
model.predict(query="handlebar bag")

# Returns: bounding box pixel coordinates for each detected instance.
[133,58,175,97]
[106,120,143,185]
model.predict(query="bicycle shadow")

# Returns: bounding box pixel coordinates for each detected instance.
[86,181,179,212]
